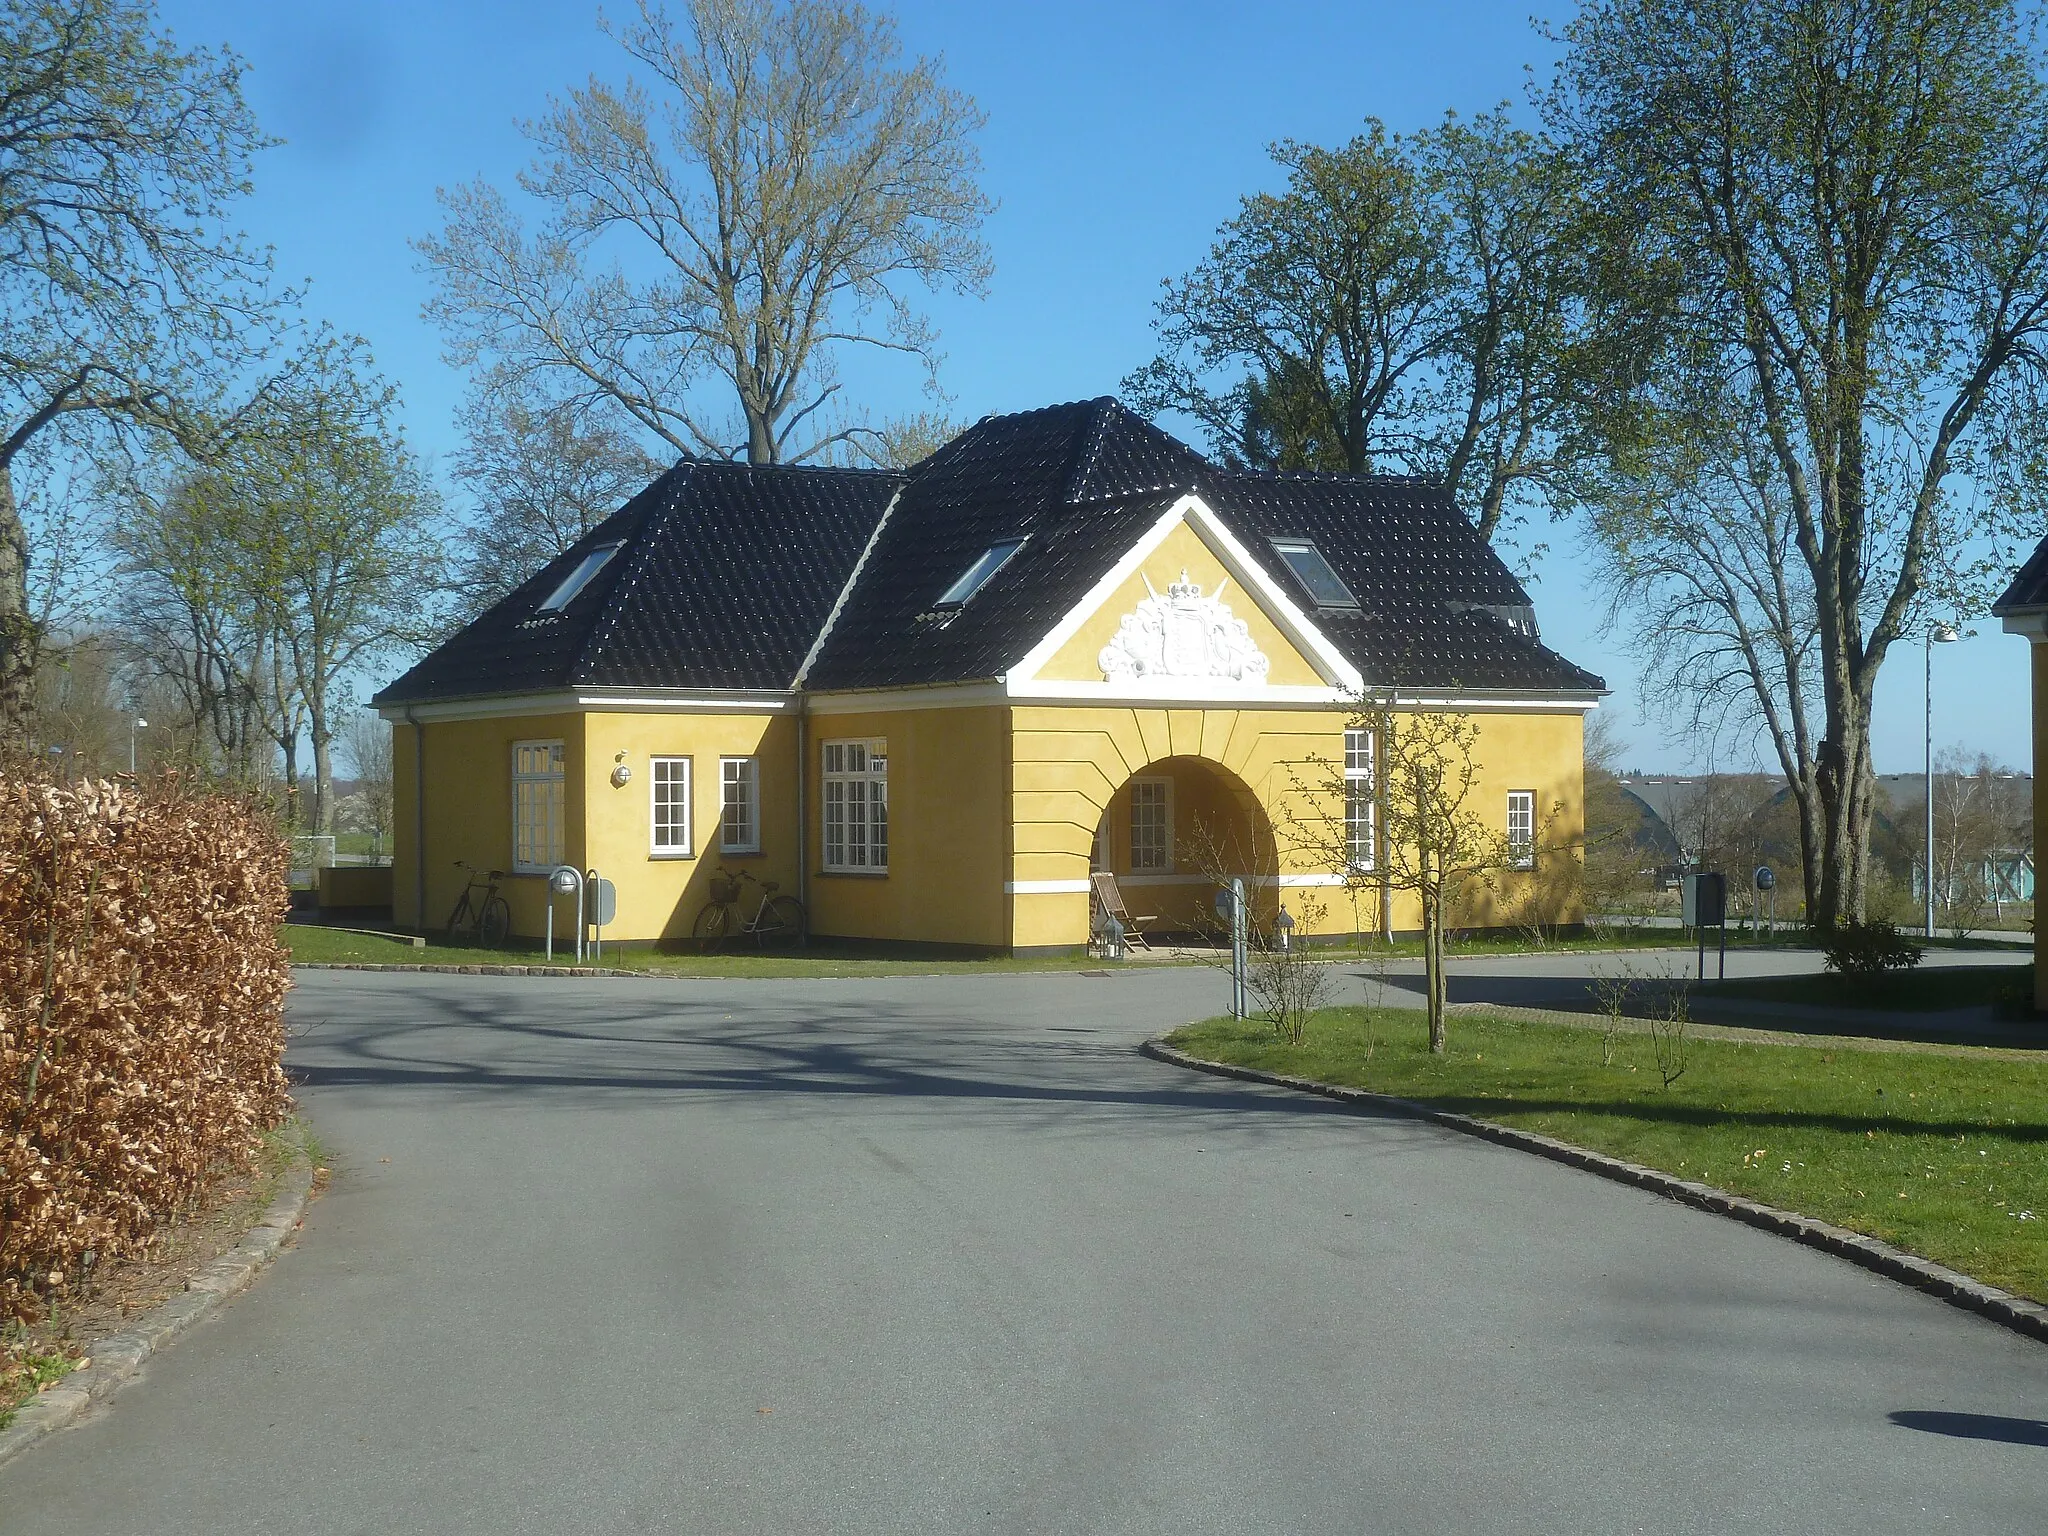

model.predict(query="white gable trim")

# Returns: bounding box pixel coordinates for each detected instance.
[1003,494,1364,695]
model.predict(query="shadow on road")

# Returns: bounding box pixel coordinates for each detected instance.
[1888,1411,2048,1447]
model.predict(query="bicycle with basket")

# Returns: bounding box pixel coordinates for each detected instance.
[692,866,805,949]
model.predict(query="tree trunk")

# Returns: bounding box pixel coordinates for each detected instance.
[310,719,333,837]
[0,466,39,748]
[1424,880,1447,1054]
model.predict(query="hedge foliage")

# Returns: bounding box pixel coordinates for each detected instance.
[0,776,292,1341]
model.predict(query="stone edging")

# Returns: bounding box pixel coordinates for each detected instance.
[0,1126,317,1471]
[1142,1037,2048,1347]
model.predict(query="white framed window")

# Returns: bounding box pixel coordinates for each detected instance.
[720,756,760,854]
[651,756,692,856]
[1130,777,1172,872]
[1507,790,1536,869]
[512,740,566,873]
[1345,728,1375,871]
[823,738,888,872]
[1091,817,1109,872]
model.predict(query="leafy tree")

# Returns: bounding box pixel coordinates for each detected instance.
[208,340,445,834]
[416,0,991,466]
[1558,0,2048,927]
[1124,125,1451,478]
[450,389,661,615]
[1124,112,1593,542]
[0,0,278,739]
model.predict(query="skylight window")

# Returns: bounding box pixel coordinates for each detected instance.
[934,539,1025,609]
[1269,538,1359,609]
[537,543,621,613]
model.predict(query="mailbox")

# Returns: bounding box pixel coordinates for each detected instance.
[1681,871,1726,928]
[591,877,618,928]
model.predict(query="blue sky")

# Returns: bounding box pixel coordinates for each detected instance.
[156,0,2030,773]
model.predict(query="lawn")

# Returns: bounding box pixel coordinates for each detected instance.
[1699,964,2032,1014]
[1166,1006,2048,1304]
[280,923,1156,977]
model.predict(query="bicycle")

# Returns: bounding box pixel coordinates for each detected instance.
[446,861,512,948]
[692,866,805,949]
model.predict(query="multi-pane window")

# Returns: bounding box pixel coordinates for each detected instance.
[651,757,692,855]
[1130,778,1171,872]
[512,740,565,873]
[1507,790,1536,869]
[823,739,888,872]
[1345,728,1375,870]
[720,757,760,853]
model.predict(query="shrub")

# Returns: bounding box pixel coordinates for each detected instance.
[0,775,292,1345]
[1816,919,1924,979]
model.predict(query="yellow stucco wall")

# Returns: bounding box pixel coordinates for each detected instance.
[1008,703,1585,949]
[1035,520,1327,686]
[2035,645,2048,1008]
[578,711,795,944]
[391,695,1585,954]
[392,711,586,938]
[805,705,1011,947]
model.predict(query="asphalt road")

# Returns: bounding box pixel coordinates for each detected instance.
[4,958,2044,1534]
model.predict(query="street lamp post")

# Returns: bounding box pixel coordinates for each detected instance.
[1924,625,1960,938]
[129,716,148,774]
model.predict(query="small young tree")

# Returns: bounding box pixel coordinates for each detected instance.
[1287,700,1534,1055]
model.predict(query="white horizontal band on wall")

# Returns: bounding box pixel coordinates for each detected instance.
[1003,873,1353,894]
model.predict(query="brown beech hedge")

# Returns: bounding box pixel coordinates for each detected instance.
[0,775,292,1334]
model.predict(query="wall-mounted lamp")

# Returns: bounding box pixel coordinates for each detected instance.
[610,750,632,788]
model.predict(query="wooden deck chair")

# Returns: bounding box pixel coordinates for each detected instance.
[1090,871,1158,951]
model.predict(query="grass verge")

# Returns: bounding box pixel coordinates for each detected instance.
[281,923,1161,976]
[1699,964,2032,1014]
[1165,1007,2048,1303]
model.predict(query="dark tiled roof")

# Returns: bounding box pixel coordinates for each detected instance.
[375,461,896,704]
[803,401,1209,690]
[380,398,1604,705]
[1993,535,2048,614]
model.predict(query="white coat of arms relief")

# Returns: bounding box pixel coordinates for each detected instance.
[1098,570,1271,684]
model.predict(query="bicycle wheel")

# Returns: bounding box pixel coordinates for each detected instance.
[691,901,731,949]
[479,896,511,949]
[444,895,473,942]
[756,894,806,947]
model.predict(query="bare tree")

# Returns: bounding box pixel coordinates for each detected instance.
[1286,701,1534,1055]
[450,387,661,614]
[338,708,394,857]
[0,0,280,738]
[417,0,991,467]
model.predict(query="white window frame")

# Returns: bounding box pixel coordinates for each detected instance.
[720,756,760,854]
[1129,776,1173,873]
[511,739,566,874]
[822,738,889,873]
[650,756,693,857]
[1345,728,1375,872]
[1507,790,1536,870]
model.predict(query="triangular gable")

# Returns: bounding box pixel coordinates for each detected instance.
[1006,495,1362,701]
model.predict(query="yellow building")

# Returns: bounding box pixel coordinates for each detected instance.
[1994,546,2048,1006]
[376,401,1604,953]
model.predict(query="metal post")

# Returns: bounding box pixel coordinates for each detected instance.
[1232,877,1248,1021]
[1925,629,1935,939]
[587,867,600,962]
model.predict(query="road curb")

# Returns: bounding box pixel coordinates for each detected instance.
[0,1123,317,1472]
[1141,1037,2048,1348]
